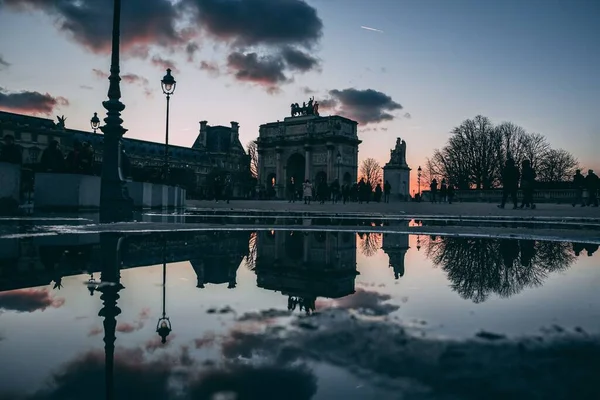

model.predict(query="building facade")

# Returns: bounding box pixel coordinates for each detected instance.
[257,102,361,198]
[383,137,411,200]
[0,111,250,197]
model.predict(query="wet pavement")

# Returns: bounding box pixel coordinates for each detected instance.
[0,222,599,399]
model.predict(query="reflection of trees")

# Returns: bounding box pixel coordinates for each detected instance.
[358,233,382,257]
[426,237,575,303]
[245,231,258,270]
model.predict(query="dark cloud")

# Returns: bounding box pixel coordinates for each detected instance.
[0,54,10,69]
[185,42,200,62]
[121,73,149,87]
[0,87,69,115]
[302,87,316,94]
[188,364,317,400]
[317,98,338,111]
[199,60,220,76]
[184,0,322,49]
[227,51,288,89]
[2,0,189,57]
[280,47,319,72]
[326,88,403,124]
[92,70,151,96]
[0,288,64,313]
[316,288,399,316]
[151,56,178,74]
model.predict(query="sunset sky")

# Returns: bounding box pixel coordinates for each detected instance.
[0,0,598,180]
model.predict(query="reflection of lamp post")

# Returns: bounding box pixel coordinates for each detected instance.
[417,166,422,202]
[90,112,100,133]
[161,68,176,183]
[417,234,421,251]
[156,243,172,344]
[336,151,341,181]
[98,0,132,222]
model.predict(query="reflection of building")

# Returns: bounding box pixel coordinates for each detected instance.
[382,230,409,279]
[0,111,250,196]
[189,232,250,289]
[383,138,411,200]
[0,231,251,292]
[254,230,358,310]
[257,103,361,198]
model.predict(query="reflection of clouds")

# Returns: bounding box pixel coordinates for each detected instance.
[0,288,65,313]
[216,308,600,400]
[194,332,217,349]
[425,237,575,303]
[316,288,399,316]
[144,334,177,353]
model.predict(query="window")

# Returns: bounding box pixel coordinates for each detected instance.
[28,147,40,164]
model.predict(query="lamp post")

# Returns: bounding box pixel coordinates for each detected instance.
[161,69,176,183]
[156,242,172,344]
[90,112,100,133]
[417,166,422,202]
[336,151,341,182]
[98,0,132,222]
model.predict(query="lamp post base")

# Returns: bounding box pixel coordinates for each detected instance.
[100,189,133,223]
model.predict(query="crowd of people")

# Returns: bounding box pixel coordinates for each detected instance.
[282,178,393,205]
[427,178,456,204]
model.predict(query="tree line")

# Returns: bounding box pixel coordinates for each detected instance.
[426,115,579,189]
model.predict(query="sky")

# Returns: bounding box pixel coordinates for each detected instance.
[0,0,599,182]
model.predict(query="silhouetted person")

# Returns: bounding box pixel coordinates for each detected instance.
[572,169,586,207]
[287,178,295,203]
[303,179,313,204]
[520,159,536,209]
[317,180,328,204]
[440,179,448,203]
[65,141,83,173]
[447,183,455,204]
[429,178,438,203]
[383,180,391,203]
[40,140,65,172]
[0,134,22,165]
[498,159,519,209]
[330,179,340,203]
[342,183,350,204]
[585,169,598,207]
[374,183,382,202]
[224,175,232,204]
[213,176,223,202]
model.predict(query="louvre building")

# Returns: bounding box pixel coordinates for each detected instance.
[0,111,251,198]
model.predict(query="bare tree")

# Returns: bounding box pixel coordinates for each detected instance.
[359,158,382,189]
[537,149,579,182]
[246,139,258,179]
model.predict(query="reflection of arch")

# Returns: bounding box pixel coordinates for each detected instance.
[314,231,326,243]
[285,232,303,260]
[286,153,305,186]
[315,171,327,184]
[342,232,353,243]
[343,172,351,184]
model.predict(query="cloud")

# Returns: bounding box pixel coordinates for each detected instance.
[326,88,403,124]
[2,0,189,57]
[280,47,320,72]
[199,60,220,76]
[0,87,69,115]
[0,54,10,69]
[184,0,323,49]
[404,112,412,119]
[316,288,399,316]
[0,288,65,313]
[92,70,152,96]
[226,51,288,90]
[302,87,316,94]
[151,56,178,73]
[79,85,93,90]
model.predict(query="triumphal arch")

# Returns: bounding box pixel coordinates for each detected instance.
[257,98,361,198]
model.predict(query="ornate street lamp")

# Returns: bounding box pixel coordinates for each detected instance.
[90,112,100,133]
[417,166,422,202]
[156,251,172,343]
[336,151,341,181]
[98,0,132,222]
[161,68,176,183]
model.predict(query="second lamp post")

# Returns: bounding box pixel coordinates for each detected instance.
[161,69,176,182]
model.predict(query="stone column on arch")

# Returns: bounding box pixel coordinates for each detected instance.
[275,146,284,198]
[304,144,312,183]
[326,142,334,183]
[257,149,264,186]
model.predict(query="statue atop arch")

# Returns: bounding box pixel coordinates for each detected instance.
[291,96,320,117]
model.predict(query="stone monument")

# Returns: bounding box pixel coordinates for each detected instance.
[257,98,361,199]
[383,137,411,200]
